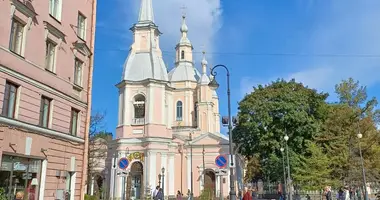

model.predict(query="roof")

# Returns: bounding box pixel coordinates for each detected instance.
[168,62,201,82]
[122,52,169,81]
[138,0,154,23]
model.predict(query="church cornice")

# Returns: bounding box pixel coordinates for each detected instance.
[116,78,170,89]
[175,43,193,49]
[174,60,194,66]
[130,22,162,35]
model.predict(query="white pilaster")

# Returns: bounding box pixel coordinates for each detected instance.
[118,88,124,125]
[161,153,168,195]
[148,85,154,123]
[186,155,191,191]
[168,154,175,195]
[149,152,157,189]
[185,91,189,125]
[216,175,220,197]
[144,151,149,190]
[122,87,130,125]
[161,87,165,124]
[38,160,47,200]
[110,159,115,199]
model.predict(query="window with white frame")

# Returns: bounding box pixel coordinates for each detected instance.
[70,108,79,136]
[45,40,56,72]
[49,0,61,20]
[9,18,24,55]
[39,96,52,128]
[2,82,18,118]
[74,58,83,86]
[176,101,183,121]
[77,13,86,40]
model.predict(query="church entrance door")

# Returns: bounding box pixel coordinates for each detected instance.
[204,169,216,194]
[127,161,143,200]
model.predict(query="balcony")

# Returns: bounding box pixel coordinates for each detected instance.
[132,118,145,125]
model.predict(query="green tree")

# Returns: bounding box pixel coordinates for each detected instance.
[233,79,329,181]
[292,141,334,190]
[317,78,380,185]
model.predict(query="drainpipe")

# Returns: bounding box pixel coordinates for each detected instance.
[80,0,97,199]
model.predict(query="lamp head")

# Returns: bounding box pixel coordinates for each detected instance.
[161,167,165,174]
[280,147,284,152]
[208,78,219,90]
[284,135,289,141]
[357,133,363,139]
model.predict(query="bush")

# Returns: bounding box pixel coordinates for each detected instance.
[199,188,215,200]
[84,194,98,200]
[0,188,7,200]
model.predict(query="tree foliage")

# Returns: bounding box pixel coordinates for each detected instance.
[233,79,328,181]
[88,111,112,175]
[235,77,380,190]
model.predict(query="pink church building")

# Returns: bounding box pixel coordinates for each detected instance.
[0,0,96,199]
[104,0,245,199]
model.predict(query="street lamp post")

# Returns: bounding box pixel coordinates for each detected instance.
[209,64,236,200]
[161,167,165,198]
[284,135,292,200]
[357,133,368,200]
[280,147,287,200]
[189,132,194,199]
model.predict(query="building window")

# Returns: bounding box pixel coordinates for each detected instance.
[0,155,42,200]
[2,82,18,118]
[49,0,61,20]
[132,94,145,125]
[9,18,24,55]
[70,108,79,136]
[77,13,86,40]
[45,40,56,72]
[176,101,183,121]
[39,96,52,128]
[181,50,185,60]
[74,58,83,86]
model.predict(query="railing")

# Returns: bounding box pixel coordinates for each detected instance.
[132,118,145,125]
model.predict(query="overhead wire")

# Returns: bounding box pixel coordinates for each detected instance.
[94,47,380,58]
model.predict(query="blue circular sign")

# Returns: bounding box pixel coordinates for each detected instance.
[215,155,228,168]
[118,158,129,170]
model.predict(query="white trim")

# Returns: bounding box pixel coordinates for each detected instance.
[0,116,84,143]
[118,88,124,125]
[0,63,87,107]
[148,86,154,123]
[14,85,21,119]
[161,87,165,124]
[187,155,191,191]
[149,152,157,188]
[48,100,54,129]
[70,172,76,200]
[168,154,175,195]
[39,160,47,200]
[161,153,168,195]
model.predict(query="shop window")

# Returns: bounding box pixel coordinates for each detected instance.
[0,155,42,200]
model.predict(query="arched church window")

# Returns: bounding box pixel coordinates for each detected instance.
[181,50,185,60]
[176,101,183,121]
[133,94,145,124]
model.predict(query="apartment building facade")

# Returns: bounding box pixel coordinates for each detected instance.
[0,0,96,199]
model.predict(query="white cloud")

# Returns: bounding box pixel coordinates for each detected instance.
[126,0,223,67]
[287,1,380,93]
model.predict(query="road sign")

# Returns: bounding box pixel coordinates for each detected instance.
[215,155,228,168]
[118,157,129,170]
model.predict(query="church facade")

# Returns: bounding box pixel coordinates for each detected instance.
[104,0,245,199]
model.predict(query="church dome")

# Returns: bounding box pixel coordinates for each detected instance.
[168,62,201,82]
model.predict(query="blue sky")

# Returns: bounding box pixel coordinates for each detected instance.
[92,0,380,134]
